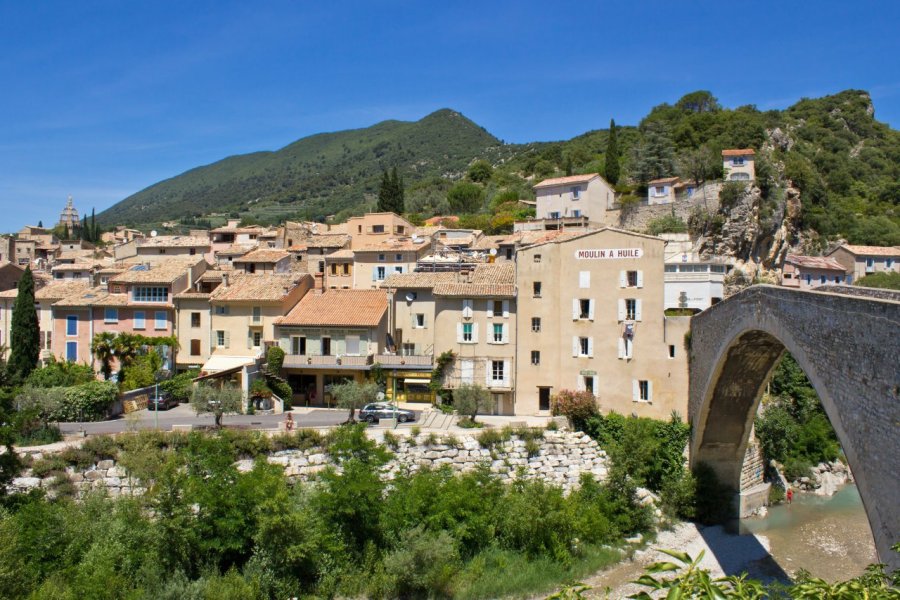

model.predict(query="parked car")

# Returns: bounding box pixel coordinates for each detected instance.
[359,402,415,424]
[148,392,178,411]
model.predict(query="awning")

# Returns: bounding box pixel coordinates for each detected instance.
[201,355,256,373]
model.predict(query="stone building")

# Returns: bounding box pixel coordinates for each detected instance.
[825,244,900,282]
[781,254,848,289]
[57,196,81,236]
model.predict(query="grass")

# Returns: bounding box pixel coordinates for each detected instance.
[452,545,623,600]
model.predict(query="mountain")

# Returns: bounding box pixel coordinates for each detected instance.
[97,109,506,226]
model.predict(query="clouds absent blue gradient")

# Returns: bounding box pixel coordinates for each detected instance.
[1,0,897,229]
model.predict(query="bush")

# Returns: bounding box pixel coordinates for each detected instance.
[21,381,119,423]
[718,180,746,211]
[385,526,460,598]
[31,455,68,478]
[159,369,199,403]
[551,390,599,430]
[59,447,95,469]
[25,360,95,388]
[81,435,120,462]
[646,214,688,236]
[266,345,285,373]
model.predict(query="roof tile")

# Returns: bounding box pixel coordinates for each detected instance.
[277,289,387,327]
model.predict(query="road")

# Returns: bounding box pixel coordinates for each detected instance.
[56,404,407,435]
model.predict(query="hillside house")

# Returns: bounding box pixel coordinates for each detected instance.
[722,149,756,181]
[532,173,615,226]
[825,244,900,282]
[781,255,848,289]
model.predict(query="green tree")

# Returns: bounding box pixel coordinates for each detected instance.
[112,333,142,383]
[453,383,490,424]
[330,380,379,423]
[855,271,900,290]
[191,382,243,427]
[447,181,485,213]
[377,167,405,214]
[629,122,676,185]
[467,160,493,183]
[604,119,620,184]
[676,145,717,188]
[7,267,40,383]
[91,332,117,381]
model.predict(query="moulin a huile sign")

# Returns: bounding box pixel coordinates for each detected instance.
[574,248,643,260]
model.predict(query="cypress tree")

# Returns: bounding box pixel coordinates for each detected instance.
[7,267,40,382]
[90,208,97,242]
[377,168,405,214]
[605,119,620,185]
[391,167,405,214]
[377,170,392,213]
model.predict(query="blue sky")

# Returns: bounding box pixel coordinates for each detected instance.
[1,0,897,230]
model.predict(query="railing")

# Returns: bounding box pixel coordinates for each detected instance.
[374,354,433,367]
[664,272,726,282]
[282,354,373,368]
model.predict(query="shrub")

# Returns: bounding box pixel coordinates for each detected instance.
[159,369,199,403]
[81,435,120,462]
[25,360,95,388]
[551,390,599,430]
[59,447,96,469]
[386,526,460,598]
[525,439,541,458]
[422,433,439,447]
[31,455,67,478]
[266,345,286,373]
[718,180,746,211]
[382,431,400,450]
[24,381,119,423]
[442,434,460,448]
[477,428,505,449]
[409,426,421,438]
[646,214,688,236]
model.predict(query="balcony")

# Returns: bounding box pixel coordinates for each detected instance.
[374,354,434,368]
[282,354,373,369]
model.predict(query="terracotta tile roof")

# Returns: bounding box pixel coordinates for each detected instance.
[835,244,900,257]
[424,216,459,226]
[277,289,387,327]
[305,234,349,249]
[110,259,202,285]
[216,244,257,256]
[722,148,756,156]
[471,235,509,250]
[136,235,210,248]
[53,288,130,308]
[470,263,515,284]
[210,273,310,302]
[232,248,290,263]
[383,272,459,289]
[287,243,308,251]
[648,176,680,185]
[433,283,516,298]
[519,226,661,250]
[173,291,213,300]
[354,238,430,253]
[35,281,91,301]
[533,173,599,189]
[210,224,265,234]
[785,255,847,271]
[50,263,95,271]
[326,249,355,260]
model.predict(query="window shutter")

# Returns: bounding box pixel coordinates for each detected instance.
[647,381,653,402]
[487,300,494,317]
[576,375,585,391]
[618,337,626,359]
[572,336,578,357]
[412,313,417,329]
[617,299,626,321]
[587,337,594,358]
[619,270,627,288]
[579,271,590,288]
[502,323,509,343]
[572,299,579,320]
[502,300,509,318]
[632,379,639,401]
[637,270,644,288]
[371,269,377,282]
[472,323,479,343]
[626,338,633,359]
[247,331,252,349]
[422,314,427,328]
[588,299,595,321]
[485,361,492,386]
[456,323,463,343]
[224,331,230,348]
[635,299,643,321]
[503,359,510,387]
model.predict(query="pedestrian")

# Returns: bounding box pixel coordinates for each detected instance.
[285,411,294,432]
[786,487,793,504]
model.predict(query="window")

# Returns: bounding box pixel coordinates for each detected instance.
[66,341,77,361]
[579,299,591,319]
[154,311,167,330]
[44,331,52,349]
[395,253,402,261]
[252,331,262,347]
[217,331,226,347]
[394,266,403,273]
[653,186,665,196]
[572,209,581,217]
[531,317,541,332]
[292,336,306,355]
[321,337,331,355]
[571,186,580,199]
[189,248,196,256]
[375,266,386,280]
[627,270,638,287]
[533,281,542,297]
[190,339,201,356]
[100,276,109,285]
[215,305,229,315]
[378,253,386,262]
[835,276,843,283]
[625,299,637,320]
[132,286,168,303]
[373,225,385,234]
[584,376,594,395]
[415,313,425,328]
[493,323,503,343]
[158,248,166,254]
[549,211,561,219]
[330,263,338,275]
[66,315,78,336]
[637,380,651,402]
[134,311,146,329]
[505,248,513,260]
[886,259,894,269]
[462,323,473,342]
[579,337,590,356]
[539,387,551,411]
[733,157,745,166]
[491,300,505,317]
[820,275,827,284]
[533,254,541,263]
[460,360,474,383]
[191,312,201,327]
[669,345,676,359]
[491,360,505,383]
[531,350,540,365]
[462,299,474,318]
[104,308,118,323]
[252,306,262,324]
[345,335,360,355]
[343,263,350,275]
[805,274,812,285]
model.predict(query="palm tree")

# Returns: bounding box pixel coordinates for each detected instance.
[91,332,117,380]
[113,333,142,383]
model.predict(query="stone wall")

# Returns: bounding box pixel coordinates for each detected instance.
[607,183,721,232]
[689,284,900,570]
[10,430,609,498]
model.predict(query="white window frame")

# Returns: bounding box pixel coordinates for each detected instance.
[531,317,541,332]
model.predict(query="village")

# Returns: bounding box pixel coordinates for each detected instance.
[2,148,898,419]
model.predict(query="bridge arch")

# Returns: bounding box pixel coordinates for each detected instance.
[689,285,900,570]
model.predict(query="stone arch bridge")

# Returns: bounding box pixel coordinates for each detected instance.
[689,285,900,570]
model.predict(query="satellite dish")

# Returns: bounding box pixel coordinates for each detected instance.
[489,248,498,256]
[405,292,415,302]
[150,230,158,237]
[412,236,423,243]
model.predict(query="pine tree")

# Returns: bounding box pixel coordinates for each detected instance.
[7,267,40,382]
[376,168,405,214]
[604,119,620,185]
[37,220,43,228]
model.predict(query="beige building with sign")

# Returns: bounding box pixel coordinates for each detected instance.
[515,228,689,419]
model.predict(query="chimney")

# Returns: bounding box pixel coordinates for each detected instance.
[222,272,229,288]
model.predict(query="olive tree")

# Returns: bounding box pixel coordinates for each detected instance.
[190,382,243,428]
[330,380,380,424]
[453,383,491,425]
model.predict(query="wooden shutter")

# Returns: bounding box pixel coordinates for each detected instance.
[618,337,626,359]
[635,299,643,321]
[647,381,653,402]
[572,336,578,357]
[587,337,594,358]
[572,299,579,320]
[576,375,585,391]
[502,323,509,343]
[619,270,627,288]
[617,299,626,321]
[502,300,509,318]
[632,379,639,401]
[637,270,644,288]
[472,323,479,343]
[224,331,230,348]
[503,359,510,387]
[456,323,463,343]
[588,299,595,321]
[485,360,492,386]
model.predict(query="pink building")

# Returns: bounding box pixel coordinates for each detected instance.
[781,255,848,289]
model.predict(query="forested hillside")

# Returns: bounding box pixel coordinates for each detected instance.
[98,90,900,247]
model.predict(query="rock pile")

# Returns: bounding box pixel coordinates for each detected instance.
[795,460,853,496]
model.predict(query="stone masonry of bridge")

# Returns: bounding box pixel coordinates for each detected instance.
[688,284,900,570]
